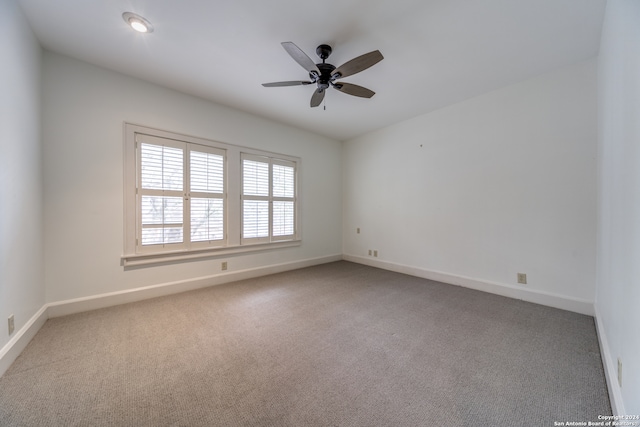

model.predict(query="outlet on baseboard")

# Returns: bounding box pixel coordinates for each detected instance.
[373,250,378,257]
[8,314,15,336]
[517,273,527,284]
[618,358,622,387]
[221,261,228,271]
[368,249,372,256]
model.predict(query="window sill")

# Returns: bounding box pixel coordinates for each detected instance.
[121,240,301,267]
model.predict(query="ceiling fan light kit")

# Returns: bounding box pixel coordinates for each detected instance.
[262,42,383,108]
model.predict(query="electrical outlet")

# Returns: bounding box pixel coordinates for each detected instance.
[221,261,228,271]
[373,250,378,257]
[517,273,527,284]
[618,358,622,387]
[356,228,360,234]
[8,315,14,336]
[368,249,372,256]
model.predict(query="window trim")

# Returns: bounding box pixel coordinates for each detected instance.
[122,123,301,266]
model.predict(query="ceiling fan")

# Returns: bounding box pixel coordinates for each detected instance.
[262,42,384,108]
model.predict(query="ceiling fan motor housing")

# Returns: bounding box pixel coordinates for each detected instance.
[313,63,336,90]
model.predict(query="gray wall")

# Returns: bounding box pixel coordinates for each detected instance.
[343,60,597,311]
[0,0,44,351]
[596,0,640,415]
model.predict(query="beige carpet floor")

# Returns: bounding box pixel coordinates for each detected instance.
[0,261,611,426]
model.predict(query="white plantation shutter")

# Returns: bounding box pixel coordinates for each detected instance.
[272,161,296,239]
[140,143,183,191]
[189,149,225,244]
[272,163,295,198]
[190,198,224,242]
[140,195,184,245]
[190,150,224,193]
[139,139,185,247]
[272,201,294,236]
[241,154,296,243]
[135,133,227,253]
[241,155,270,243]
[243,200,269,238]
[242,159,269,197]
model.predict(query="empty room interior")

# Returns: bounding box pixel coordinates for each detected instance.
[1,0,639,425]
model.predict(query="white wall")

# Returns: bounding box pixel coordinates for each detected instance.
[596,0,640,415]
[42,52,342,303]
[343,59,597,310]
[0,1,44,349]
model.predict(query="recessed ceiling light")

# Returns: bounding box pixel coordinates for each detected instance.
[122,12,153,33]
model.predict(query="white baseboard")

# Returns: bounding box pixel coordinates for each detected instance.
[0,254,341,377]
[0,304,48,378]
[343,254,595,316]
[594,305,625,415]
[48,254,343,318]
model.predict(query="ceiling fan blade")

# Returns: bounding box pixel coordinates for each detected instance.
[332,50,384,79]
[281,42,320,75]
[333,82,375,98]
[262,81,312,87]
[310,88,325,107]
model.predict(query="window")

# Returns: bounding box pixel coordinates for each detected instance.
[241,154,297,244]
[123,124,300,265]
[135,134,226,253]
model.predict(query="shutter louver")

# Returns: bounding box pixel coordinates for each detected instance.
[141,143,183,191]
[191,198,224,242]
[190,151,224,193]
[273,201,294,236]
[243,159,269,196]
[272,164,295,198]
[243,200,269,238]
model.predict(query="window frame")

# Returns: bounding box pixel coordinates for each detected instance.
[240,153,298,245]
[123,123,301,266]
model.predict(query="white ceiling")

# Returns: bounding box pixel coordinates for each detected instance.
[18,0,606,141]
